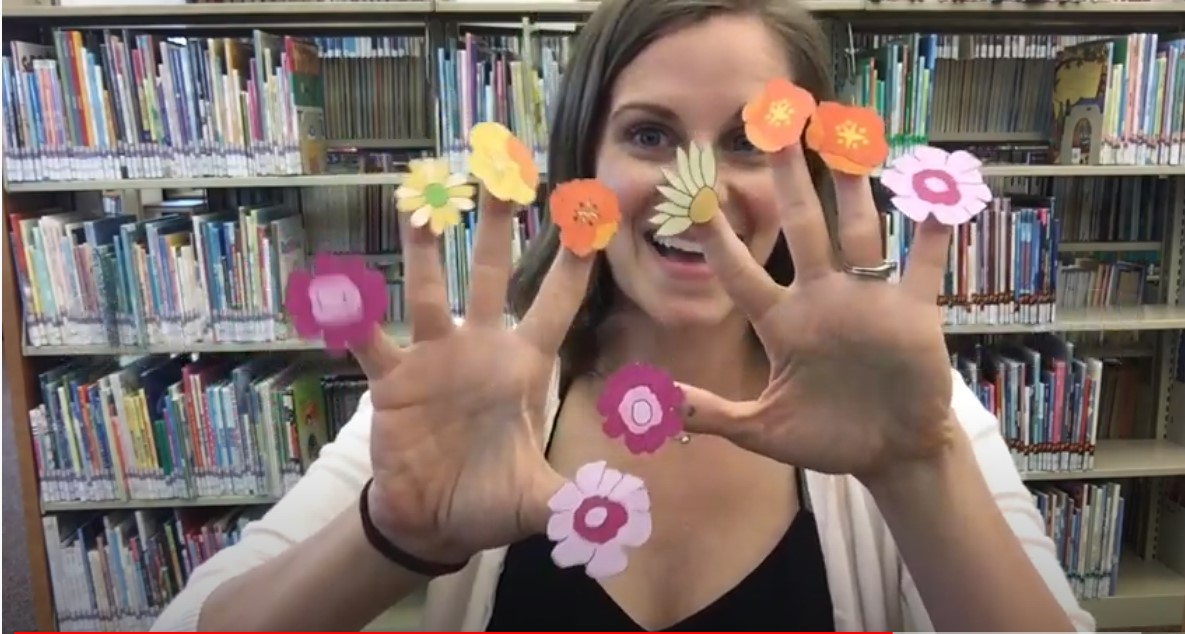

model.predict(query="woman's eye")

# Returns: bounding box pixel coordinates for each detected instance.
[727,131,759,154]
[628,125,670,148]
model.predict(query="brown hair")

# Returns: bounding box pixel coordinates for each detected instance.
[508,0,837,387]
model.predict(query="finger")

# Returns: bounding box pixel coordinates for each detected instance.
[771,146,834,279]
[900,217,953,302]
[693,212,783,322]
[833,173,884,267]
[517,238,594,355]
[350,324,403,381]
[678,382,765,449]
[399,211,454,341]
[465,190,516,326]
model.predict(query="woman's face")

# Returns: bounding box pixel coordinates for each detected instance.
[595,14,792,327]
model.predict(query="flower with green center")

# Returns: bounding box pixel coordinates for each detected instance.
[395,158,477,235]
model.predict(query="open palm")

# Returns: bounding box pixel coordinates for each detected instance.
[351,195,586,563]
[682,146,956,482]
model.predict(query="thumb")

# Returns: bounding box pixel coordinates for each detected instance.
[679,382,765,448]
[349,324,403,382]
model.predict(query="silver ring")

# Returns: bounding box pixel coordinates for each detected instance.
[842,261,896,280]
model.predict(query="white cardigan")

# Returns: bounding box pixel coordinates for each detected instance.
[152,367,1096,632]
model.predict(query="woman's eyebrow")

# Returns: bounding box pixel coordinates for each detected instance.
[609,102,679,123]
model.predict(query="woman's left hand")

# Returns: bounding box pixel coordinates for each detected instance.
[681,145,958,484]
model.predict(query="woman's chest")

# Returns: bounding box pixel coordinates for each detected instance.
[540,402,807,629]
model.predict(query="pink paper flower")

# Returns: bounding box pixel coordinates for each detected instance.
[547,460,652,579]
[284,253,388,351]
[598,363,685,454]
[879,145,992,226]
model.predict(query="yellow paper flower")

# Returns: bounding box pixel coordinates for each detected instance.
[395,158,477,235]
[468,122,539,205]
[648,142,719,236]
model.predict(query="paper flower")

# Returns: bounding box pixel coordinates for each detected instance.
[395,157,476,235]
[742,78,817,153]
[547,460,652,579]
[649,142,719,237]
[804,101,889,176]
[879,146,993,226]
[550,179,621,257]
[468,121,539,205]
[284,253,388,352]
[597,362,685,454]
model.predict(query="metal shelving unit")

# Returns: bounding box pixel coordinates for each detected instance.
[2,1,1184,632]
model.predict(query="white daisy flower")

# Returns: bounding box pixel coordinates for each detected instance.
[648,141,720,236]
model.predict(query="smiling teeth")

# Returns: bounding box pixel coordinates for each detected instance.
[652,235,704,254]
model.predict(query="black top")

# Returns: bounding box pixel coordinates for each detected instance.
[486,505,836,631]
[486,397,835,632]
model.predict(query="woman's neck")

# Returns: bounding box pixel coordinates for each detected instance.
[594,308,768,400]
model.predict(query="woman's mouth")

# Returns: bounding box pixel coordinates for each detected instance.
[642,229,720,281]
[645,231,706,263]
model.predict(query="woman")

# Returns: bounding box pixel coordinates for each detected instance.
[153,0,1095,631]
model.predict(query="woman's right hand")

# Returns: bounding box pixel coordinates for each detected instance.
[349,192,591,566]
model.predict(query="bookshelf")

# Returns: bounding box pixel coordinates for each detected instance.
[3,0,1185,631]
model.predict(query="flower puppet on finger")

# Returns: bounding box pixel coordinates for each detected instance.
[550,179,621,257]
[468,121,539,205]
[548,460,653,580]
[878,145,991,226]
[742,77,816,153]
[395,157,476,235]
[803,101,890,176]
[284,253,388,352]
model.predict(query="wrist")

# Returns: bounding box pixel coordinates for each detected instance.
[861,412,974,511]
[363,479,471,570]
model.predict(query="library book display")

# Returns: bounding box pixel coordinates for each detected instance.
[3,0,1185,630]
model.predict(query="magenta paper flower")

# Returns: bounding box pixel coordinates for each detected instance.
[879,145,992,226]
[283,253,388,351]
[597,363,685,454]
[547,460,652,579]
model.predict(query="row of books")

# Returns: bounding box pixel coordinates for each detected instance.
[10,179,1168,350]
[43,505,266,631]
[3,31,327,184]
[1051,175,1167,242]
[311,35,433,145]
[8,27,1185,185]
[435,30,568,173]
[30,354,369,505]
[38,476,1137,631]
[951,334,1153,473]
[881,191,1159,328]
[26,332,1148,506]
[847,31,1185,166]
[1031,481,1126,601]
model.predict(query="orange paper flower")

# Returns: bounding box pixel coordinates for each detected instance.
[804,102,889,176]
[742,78,816,153]
[550,179,621,257]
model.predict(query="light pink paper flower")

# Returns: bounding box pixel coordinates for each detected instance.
[547,460,652,579]
[879,145,992,226]
[284,253,388,352]
[597,363,685,455]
